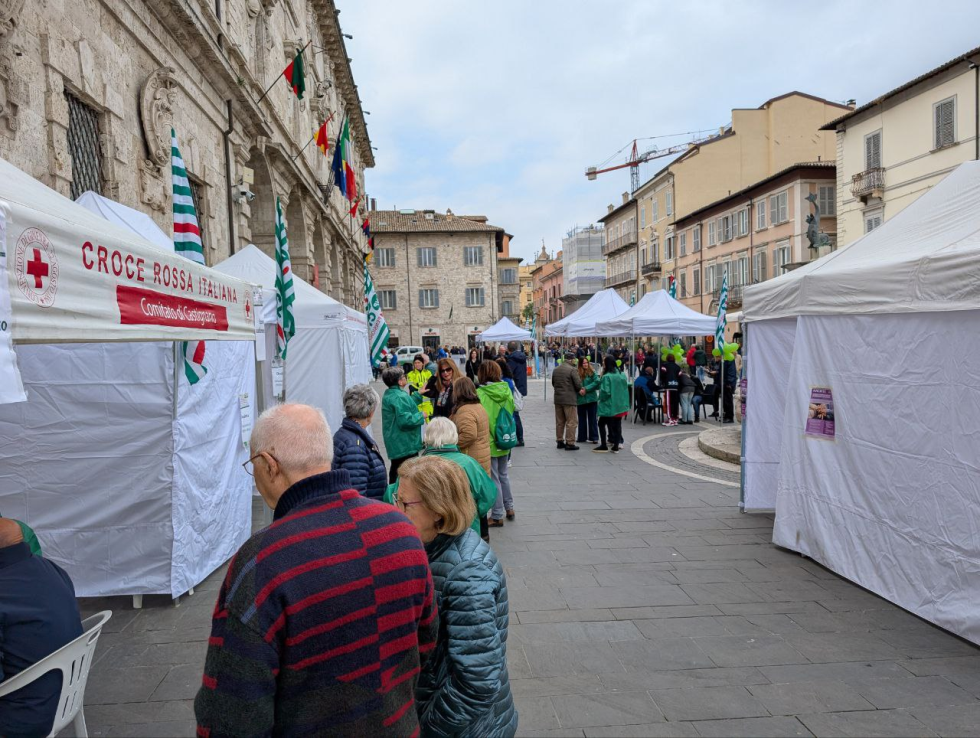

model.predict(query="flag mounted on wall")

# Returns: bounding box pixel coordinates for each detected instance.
[171,128,207,385]
[668,274,677,299]
[331,114,357,202]
[283,49,306,100]
[315,120,329,155]
[348,196,361,217]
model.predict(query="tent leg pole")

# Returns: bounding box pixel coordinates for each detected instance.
[132,594,143,609]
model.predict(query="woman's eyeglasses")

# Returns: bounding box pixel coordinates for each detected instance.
[394,495,426,512]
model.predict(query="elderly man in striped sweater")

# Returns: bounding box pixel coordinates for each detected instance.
[195,404,438,737]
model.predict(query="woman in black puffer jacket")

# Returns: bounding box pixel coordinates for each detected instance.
[331,384,387,499]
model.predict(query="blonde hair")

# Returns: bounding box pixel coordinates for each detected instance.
[398,455,476,536]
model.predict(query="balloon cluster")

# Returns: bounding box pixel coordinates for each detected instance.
[660,344,686,363]
[712,342,739,362]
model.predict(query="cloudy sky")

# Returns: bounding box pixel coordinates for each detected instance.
[342,1,980,264]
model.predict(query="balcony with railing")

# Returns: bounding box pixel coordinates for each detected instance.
[710,283,744,310]
[851,167,884,202]
[605,269,636,288]
[641,261,662,276]
[602,229,638,255]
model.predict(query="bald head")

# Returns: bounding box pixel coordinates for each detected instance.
[0,518,24,548]
[250,403,333,475]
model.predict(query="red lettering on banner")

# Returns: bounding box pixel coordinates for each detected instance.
[111,250,123,277]
[116,284,229,331]
[82,241,94,270]
[97,245,108,274]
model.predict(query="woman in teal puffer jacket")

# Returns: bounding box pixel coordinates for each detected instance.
[395,455,517,738]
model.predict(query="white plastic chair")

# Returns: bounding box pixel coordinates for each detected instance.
[0,610,112,737]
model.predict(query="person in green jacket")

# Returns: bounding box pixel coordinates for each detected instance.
[594,355,630,454]
[383,419,496,538]
[476,361,516,527]
[576,357,601,444]
[380,366,426,483]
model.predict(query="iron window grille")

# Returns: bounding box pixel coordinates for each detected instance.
[65,92,103,200]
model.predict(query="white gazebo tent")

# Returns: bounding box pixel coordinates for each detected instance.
[0,158,257,601]
[213,245,372,431]
[742,160,980,645]
[595,289,717,336]
[476,316,532,343]
[544,288,629,337]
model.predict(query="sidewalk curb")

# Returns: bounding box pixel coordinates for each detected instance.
[698,426,741,465]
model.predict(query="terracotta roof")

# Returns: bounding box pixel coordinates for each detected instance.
[672,161,836,224]
[370,210,504,233]
[820,46,980,130]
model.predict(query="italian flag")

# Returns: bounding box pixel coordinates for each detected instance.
[171,128,207,385]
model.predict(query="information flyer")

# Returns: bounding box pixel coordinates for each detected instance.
[805,387,835,439]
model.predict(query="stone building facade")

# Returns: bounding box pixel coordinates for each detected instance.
[598,194,638,304]
[0,0,372,307]
[369,209,505,350]
[530,246,562,339]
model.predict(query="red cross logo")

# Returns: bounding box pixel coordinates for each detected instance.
[245,297,252,319]
[27,248,49,288]
[15,227,59,308]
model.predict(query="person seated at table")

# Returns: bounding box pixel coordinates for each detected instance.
[0,519,83,738]
[634,366,659,405]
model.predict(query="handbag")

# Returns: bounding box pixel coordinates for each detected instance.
[512,387,525,412]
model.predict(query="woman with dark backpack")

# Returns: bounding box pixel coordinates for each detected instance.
[477,361,516,527]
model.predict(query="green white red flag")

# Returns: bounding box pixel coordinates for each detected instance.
[275,196,296,359]
[363,258,389,367]
[171,128,206,384]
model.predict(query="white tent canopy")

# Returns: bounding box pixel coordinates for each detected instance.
[476,316,532,343]
[595,289,717,336]
[544,289,629,337]
[0,192,253,599]
[742,161,980,646]
[743,160,980,322]
[0,156,255,344]
[213,245,371,429]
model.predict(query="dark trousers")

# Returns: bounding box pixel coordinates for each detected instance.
[389,454,414,484]
[722,383,735,421]
[576,402,599,442]
[515,410,524,443]
[598,416,623,447]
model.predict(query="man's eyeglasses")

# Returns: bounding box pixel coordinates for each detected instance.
[242,452,278,477]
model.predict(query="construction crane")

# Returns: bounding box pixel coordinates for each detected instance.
[586,133,717,192]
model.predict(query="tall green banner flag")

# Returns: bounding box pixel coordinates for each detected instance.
[275,197,296,359]
[363,258,389,366]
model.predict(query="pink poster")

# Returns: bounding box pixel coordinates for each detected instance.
[805,387,835,439]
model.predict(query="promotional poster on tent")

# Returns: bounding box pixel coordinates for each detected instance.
[805,387,835,440]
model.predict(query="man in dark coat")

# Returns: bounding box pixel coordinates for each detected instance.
[0,519,83,738]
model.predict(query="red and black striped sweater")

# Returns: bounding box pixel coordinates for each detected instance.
[194,469,438,737]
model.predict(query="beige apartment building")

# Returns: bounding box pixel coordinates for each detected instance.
[518,263,535,323]
[0,0,373,307]
[634,167,673,296]
[370,209,506,350]
[497,234,522,324]
[598,194,639,304]
[672,163,837,335]
[821,46,980,248]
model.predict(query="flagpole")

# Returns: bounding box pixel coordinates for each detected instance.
[292,112,335,162]
[255,40,312,106]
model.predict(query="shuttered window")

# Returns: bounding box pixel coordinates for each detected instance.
[752,251,767,283]
[693,267,701,295]
[679,232,687,257]
[864,209,883,233]
[769,192,788,224]
[379,290,397,310]
[464,246,483,266]
[377,248,396,267]
[465,287,485,307]
[692,226,701,252]
[419,288,439,308]
[818,185,836,216]
[756,201,766,230]
[934,97,955,149]
[417,247,437,267]
[680,270,687,298]
[708,220,716,245]
[865,130,882,169]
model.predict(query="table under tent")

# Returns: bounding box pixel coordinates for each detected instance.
[595,290,718,422]
[0,157,257,604]
[213,244,372,432]
[741,160,980,646]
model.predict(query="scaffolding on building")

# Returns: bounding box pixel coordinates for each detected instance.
[562,225,605,305]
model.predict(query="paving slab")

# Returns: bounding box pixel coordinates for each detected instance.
[649,685,768,721]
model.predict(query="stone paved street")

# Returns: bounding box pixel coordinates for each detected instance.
[75,380,980,737]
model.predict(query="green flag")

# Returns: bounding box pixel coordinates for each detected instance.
[363,258,390,366]
[275,197,296,359]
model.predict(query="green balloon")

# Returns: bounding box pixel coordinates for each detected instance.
[712,348,721,357]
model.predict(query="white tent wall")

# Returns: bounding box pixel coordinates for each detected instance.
[288,326,347,430]
[771,312,980,645]
[1,344,165,596]
[742,318,797,512]
[171,338,254,597]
